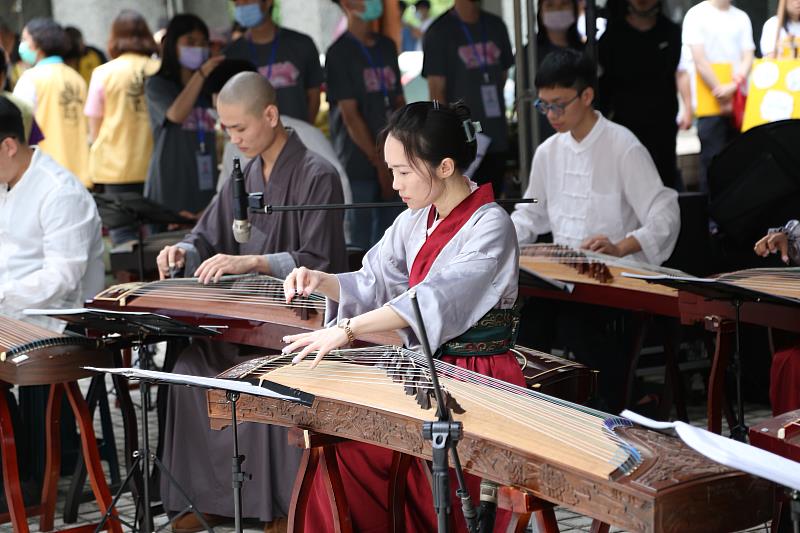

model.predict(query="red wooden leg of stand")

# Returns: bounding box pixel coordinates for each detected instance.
[532,507,560,533]
[706,317,733,434]
[388,451,412,533]
[590,519,611,533]
[40,383,64,532]
[288,446,321,533]
[0,384,29,533]
[64,381,122,533]
[320,444,353,533]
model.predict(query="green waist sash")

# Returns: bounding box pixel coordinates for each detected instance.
[439,306,520,357]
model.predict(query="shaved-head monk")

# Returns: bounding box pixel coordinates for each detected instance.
[157,72,346,533]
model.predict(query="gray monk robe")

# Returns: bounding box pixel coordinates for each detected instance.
[160,130,347,522]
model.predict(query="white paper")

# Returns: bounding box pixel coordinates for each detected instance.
[84,367,297,402]
[25,307,156,317]
[622,409,800,491]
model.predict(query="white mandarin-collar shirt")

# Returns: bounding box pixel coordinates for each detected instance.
[0,148,104,332]
[512,112,680,265]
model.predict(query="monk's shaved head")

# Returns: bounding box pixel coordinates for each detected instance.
[218,71,278,117]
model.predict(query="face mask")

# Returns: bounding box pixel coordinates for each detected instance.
[542,10,576,31]
[18,40,38,65]
[234,2,265,28]
[359,0,384,22]
[178,45,209,70]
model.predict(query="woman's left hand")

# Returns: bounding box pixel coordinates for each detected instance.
[282,327,350,368]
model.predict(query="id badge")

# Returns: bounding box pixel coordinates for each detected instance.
[196,152,215,191]
[480,84,502,118]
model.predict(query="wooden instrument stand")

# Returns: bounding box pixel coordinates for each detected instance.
[285,428,561,533]
[0,381,122,533]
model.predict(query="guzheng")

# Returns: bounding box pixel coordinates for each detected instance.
[0,315,110,385]
[208,346,771,533]
[88,274,400,349]
[519,244,681,317]
[749,408,800,463]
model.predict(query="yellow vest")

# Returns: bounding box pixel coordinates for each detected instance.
[27,61,91,187]
[88,54,160,185]
[78,48,105,86]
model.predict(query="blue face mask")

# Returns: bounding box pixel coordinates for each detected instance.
[358,0,384,21]
[18,40,38,65]
[234,2,265,28]
[178,46,209,71]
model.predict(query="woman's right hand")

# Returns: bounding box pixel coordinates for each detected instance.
[199,55,225,78]
[754,232,790,263]
[284,267,328,303]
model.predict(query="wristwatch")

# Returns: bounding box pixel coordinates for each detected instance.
[337,318,355,345]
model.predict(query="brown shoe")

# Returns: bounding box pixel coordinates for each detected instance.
[264,516,288,533]
[172,512,228,533]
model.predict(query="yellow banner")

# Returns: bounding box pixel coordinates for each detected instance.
[741,58,800,132]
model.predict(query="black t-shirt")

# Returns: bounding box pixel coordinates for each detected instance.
[422,9,514,152]
[598,16,681,127]
[325,33,402,182]
[224,27,323,122]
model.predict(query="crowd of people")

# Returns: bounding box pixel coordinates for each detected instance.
[1,0,799,531]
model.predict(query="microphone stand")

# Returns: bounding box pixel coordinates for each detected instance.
[247,194,536,214]
[409,290,478,533]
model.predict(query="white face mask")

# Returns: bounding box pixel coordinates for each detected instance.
[542,10,576,31]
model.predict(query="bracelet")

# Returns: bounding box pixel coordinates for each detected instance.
[337,318,355,345]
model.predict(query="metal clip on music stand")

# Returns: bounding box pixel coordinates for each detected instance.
[29,309,219,533]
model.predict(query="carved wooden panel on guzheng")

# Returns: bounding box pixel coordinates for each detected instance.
[207,346,772,533]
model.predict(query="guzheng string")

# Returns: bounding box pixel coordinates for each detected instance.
[128,275,326,310]
[245,346,639,471]
[0,316,64,349]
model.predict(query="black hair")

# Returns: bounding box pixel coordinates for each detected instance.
[25,18,68,57]
[416,0,431,9]
[0,96,25,143]
[202,58,257,96]
[0,47,7,89]
[536,0,582,50]
[379,101,478,178]
[155,13,209,85]
[62,26,83,61]
[535,48,597,91]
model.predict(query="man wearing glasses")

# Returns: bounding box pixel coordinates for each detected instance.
[511,48,679,265]
[510,49,679,410]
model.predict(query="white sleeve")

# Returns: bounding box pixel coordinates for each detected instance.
[760,17,778,56]
[681,8,703,47]
[740,12,756,52]
[511,151,550,245]
[620,145,680,265]
[11,72,37,110]
[0,187,99,313]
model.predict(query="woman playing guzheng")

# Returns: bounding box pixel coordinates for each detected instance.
[282,100,523,532]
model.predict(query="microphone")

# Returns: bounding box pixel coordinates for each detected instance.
[231,157,251,244]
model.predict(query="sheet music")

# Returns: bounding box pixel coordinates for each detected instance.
[623,410,800,491]
[84,367,298,402]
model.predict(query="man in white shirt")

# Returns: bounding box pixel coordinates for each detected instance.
[0,95,104,332]
[512,49,680,266]
[682,0,754,191]
[511,49,680,410]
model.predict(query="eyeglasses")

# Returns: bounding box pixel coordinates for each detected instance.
[533,94,580,117]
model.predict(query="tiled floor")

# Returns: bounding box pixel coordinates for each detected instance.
[0,374,778,532]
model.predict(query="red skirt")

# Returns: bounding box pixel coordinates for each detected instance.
[304,352,525,532]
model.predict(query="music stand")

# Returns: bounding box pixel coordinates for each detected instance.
[93,193,194,281]
[621,272,800,442]
[25,308,218,533]
[83,367,311,533]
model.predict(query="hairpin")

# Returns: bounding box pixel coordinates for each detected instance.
[432,100,440,110]
[463,119,482,143]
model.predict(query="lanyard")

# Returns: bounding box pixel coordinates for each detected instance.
[195,108,207,154]
[350,33,391,109]
[247,28,280,79]
[455,12,490,83]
